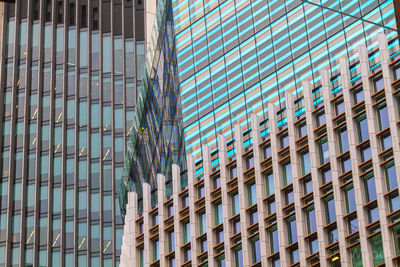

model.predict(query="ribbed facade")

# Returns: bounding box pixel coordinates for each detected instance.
[121,35,400,267]
[172,0,399,164]
[0,0,149,266]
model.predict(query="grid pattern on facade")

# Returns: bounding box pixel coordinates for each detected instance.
[121,34,400,267]
[172,0,399,164]
[0,0,146,266]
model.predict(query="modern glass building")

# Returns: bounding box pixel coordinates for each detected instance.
[0,0,152,266]
[120,35,400,266]
[172,0,399,164]
[119,0,186,217]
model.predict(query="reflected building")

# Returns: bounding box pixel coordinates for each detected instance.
[0,0,154,266]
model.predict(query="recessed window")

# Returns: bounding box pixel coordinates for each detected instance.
[353,87,364,104]
[360,144,371,162]
[373,76,385,92]
[263,145,271,159]
[335,101,345,115]
[377,103,389,131]
[280,134,289,149]
[298,123,307,138]
[318,137,329,165]
[348,216,358,234]
[316,112,326,127]
[364,174,377,203]
[341,157,351,173]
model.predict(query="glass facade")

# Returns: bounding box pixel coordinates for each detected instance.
[172,0,399,164]
[0,1,145,266]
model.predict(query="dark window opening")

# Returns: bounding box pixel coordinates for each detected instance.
[81,5,87,28]
[69,3,75,26]
[45,0,52,22]
[92,7,98,30]
[57,0,63,24]
[33,0,40,20]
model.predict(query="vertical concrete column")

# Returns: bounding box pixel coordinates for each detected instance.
[268,103,289,266]
[339,59,372,267]
[120,191,138,267]
[250,113,268,265]
[156,174,167,266]
[378,33,400,194]
[217,134,234,266]
[172,164,183,265]
[321,70,350,266]
[303,81,328,265]
[285,92,307,266]
[359,44,395,265]
[142,183,152,266]
[202,145,216,267]
[233,124,250,266]
[187,155,199,266]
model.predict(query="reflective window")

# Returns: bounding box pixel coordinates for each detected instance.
[31,64,39,91]
[79,130,87,157]
[377,103,389,130]
[232,193,239,215]
[102,35,112,73]
[316,112,325,127]
[269,225,279,254]
[125,39,135,77]
[103,105,112,131]
[6,19,15,57]
[385,162,398,192]
[364,174,377,203]
[321,168,332,184]
[78,160,87,186]
[91,133,100,158]
[114,79,123,105]
[79,101,87,126]
[102,77,111,102]
[53,187,61,214]
[5,62,13,88]
[283,162,292,185]
[301,151,310,175]
[265,173,274,196]
[80,31,88,67]
[215,203,222,225]
[91,33,100,70]
[306,205,316,234]
[31,23,40,60]
[338,128,349,154]
[56,27,64,63]
[19,21,28,58]
[53,157,62,184]
[319,137,329,164]
[353,87,364,104]
[3,91,11,117]
[91,73,100,100]
[66,189,74,216]
[251,237,261,263]
[79,72,88,97]
[114,37,123,75]
[248,183,257,206]
[43,25,52,62]
[325,195,336,224]
[68,28,76,65]
[373,77,385,92]
[344,184,356,213]
[91,104,100,128]
[43,67,51,92]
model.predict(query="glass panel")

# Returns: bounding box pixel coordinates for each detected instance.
[31,23,40,60]
[68,28,76,65]
[125,39,134,77]
[114,37,123,75]
[91,33,100,70]
[102,35,112,73]
[136,42,145,80]
[91,104,99,128]
[79,101,87,127]
[6,19,15,57]
[43,25,52,62]
[80,31,88,67]
[114,79,123,105]
[56,26,64,63]
[91,74,100,100]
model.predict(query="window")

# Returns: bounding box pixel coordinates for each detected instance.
[309,238,318,254]
[287,215,297,244]
[368,205,379,223]
[353,86,364,104]
[232,193,239,215]
[264,145,272,158]
[319,137,329,164]
[282,162,292,185]
[370,233,384,265]
[377,103,389,130]
[285,190,294,205]
[389,194,400,212]
[280,134,289,149]
[381,133,392,151]
[298,123,307,138]
[338,128,349,154]
[341,157,351,173]
[344,184,356,213]
[251,237,261,263]
[348,217,358,234]
[364,174,377,202]
[232,218,241,234]
[356,115,368,142]
[197,185,205,198]
[168,231,174,252]
[301,151,311,175]
[327,227,338,244]
[303,178,313,195]
[248,183,257,206]
[216,228,224,244]
[290,248,299,265]
[335,101,345,115]
[306,206,317,234]
[316,112,326,127]
[265,173,274,196]
[325,195,336,224]
[230,166,237,179]
[234,246,243,267]
[215,203,222,225]
[373,76,385,92]
[199,237,207,253]
[183,222,190,244]
[246,156,254,169]
[385,162,397,192]
[153,239,159,261]
[360,144,371,162]
[267,200,276,215]
[249,209,258,225]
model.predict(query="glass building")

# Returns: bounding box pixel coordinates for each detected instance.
[119,0,186,217]
[120,35,400,266]
[172,0,399,164]
[0,0,150,266]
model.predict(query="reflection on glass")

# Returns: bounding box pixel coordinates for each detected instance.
[43,25,52,62]
[79,72,88,97]
[31,23,40,61]
[91,74,100,100]
[80,31,88,67]
[68,28,76,65]
[102,35,112,73]
[19,21,28,58]
[6,19,15,57]
[114,37,123,75]
[114,79,123,105]
[91,33,100,70]
[31,64,39,91]
[56,27,64,64]
[55,68,63,94]
[136,42,145,80]
[102,77,111,102]
[43,67,51,92]
[125,39,134,77]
